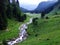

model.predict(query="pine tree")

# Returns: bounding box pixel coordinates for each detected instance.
[6,0,13,19]
[16,0,19,6]
[0,0,8,30]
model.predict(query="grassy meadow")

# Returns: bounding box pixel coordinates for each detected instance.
[0,12,60,45]
[0,15,30,43]
[18,14,60,45]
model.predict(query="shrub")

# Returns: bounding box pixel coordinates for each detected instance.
[41,12,45,18]
[23,14,27,20]
[32,18,38,25]
[45,16,49,19]
[2,40,8,45]
[54,12,58,15]
[17,14,27,22]
[35,34,38,37]
[17,16,24,22]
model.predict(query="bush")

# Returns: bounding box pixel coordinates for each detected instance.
[16,14,27,22]
[41,12,45,18]
[17,16,24,22]
[45,16,49,19]
[32,18,38,25]
[23,14,27,20]
[2,40,8,45]
[35,34,38,37]
[55,12,58,15]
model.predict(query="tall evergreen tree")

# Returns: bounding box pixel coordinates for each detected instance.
[6,0,13,19]
[12,0,16,5]
[0,0,8,30]
[16,0,19,6]
[12,0,23,22]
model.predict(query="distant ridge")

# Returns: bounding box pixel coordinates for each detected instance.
[32,1,57,13]
[20,1,58,14]
[20,7,29,12]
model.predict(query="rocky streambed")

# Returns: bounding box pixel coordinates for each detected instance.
[7,18,33,45]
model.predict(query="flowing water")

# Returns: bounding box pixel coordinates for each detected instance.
[7,18,33,45]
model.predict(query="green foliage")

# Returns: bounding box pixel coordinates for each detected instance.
[0,0,8,30]
[16,0,19,6]
[0,19,20,42]
[23,14,27,20]
[28,15,60,36]
[18,15,60,45]
[0,13,8,30]
[0,15,30,45]
[32,18,38,25]
[41,12,45,18]
[2,40,8,45]
[6,4,13,19]
[0,0,27,30]
[8,0,27,22]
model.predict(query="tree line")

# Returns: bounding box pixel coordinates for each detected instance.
[0,0,27,30]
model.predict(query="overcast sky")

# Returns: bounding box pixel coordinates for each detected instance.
[19,0,58,5]
[18,0,58,10]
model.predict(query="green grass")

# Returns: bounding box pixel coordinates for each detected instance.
[0,19,20,42]
[0,12,60,45]
[26,13,41,18]
[0,15,30,43]
[18,15,60,45]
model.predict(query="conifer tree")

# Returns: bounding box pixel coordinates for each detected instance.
[0,0,8,30]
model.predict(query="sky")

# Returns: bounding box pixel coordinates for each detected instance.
[19,0,58,10]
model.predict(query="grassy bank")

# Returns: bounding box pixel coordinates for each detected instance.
[0,15,30,43]
[18,15,60,45]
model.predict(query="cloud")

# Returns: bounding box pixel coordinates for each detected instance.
[19,0,58,10]
[19,0,58,5]
[19,0,48,5]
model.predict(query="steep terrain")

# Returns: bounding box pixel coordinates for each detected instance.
[33,1,56,13]
[18,14,60,45]
[48,1,60,15]
[20,1,57,13]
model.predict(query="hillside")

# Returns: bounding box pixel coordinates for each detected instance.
[33,1,56,13]
[0,15,30,45]
[18,14,60,45]
[20,1,57,13]
[48,2,60,15]
[20,7,29,12]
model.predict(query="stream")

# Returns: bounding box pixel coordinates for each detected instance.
[7,18,33,45]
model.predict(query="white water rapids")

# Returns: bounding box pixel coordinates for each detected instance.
[7,18,33,45]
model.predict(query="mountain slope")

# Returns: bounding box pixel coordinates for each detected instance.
[20,1,57,13]
[18,15,60,45]
[33,1,57,13]
[20,7,29,12]
[46,1,60,15]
